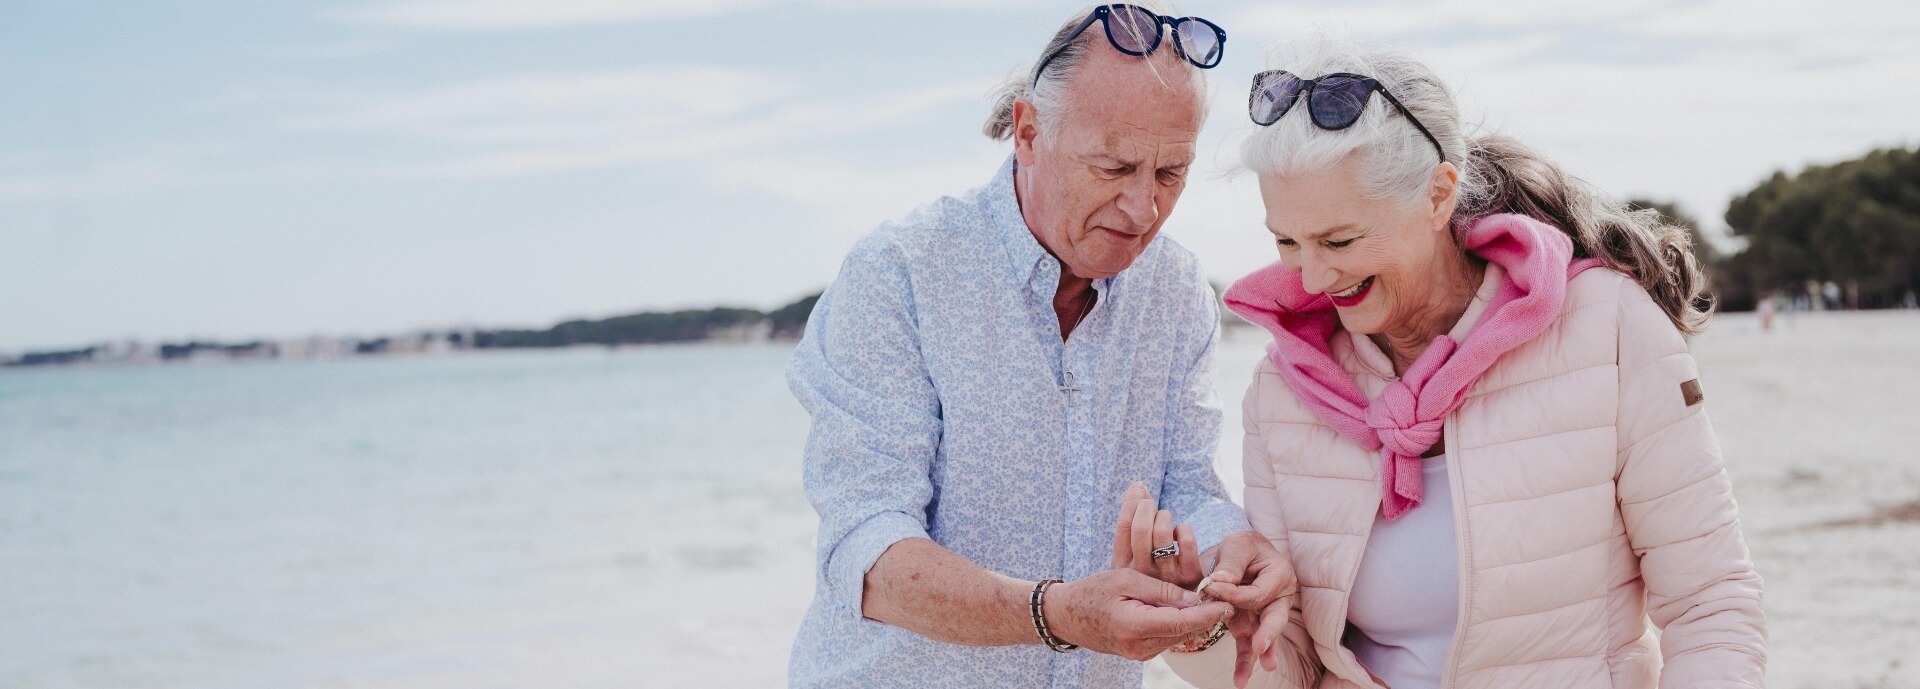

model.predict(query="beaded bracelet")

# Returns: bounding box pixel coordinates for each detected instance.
[1168,574,1228,653]
[1029,579,1081,653]
[1166,620,1230,653]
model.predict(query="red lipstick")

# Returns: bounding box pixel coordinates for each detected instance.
[1328,276,1374,308]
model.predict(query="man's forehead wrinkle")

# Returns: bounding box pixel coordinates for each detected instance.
[1098,125,1199,163]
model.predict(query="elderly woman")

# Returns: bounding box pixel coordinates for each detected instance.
[1115,46,1767,689]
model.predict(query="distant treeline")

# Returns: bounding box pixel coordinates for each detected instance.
[1,293,824,368]
[471,292,821,348]
[1709,146,1920,310]
[7,341,273,367]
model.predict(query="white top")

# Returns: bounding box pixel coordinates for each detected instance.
[1345,453,1459,689]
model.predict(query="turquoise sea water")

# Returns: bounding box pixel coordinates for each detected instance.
[0,345,817,689]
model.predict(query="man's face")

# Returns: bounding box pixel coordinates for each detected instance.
[1013,47,1204,280]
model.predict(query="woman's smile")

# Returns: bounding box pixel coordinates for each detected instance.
[1329,276,1375,307]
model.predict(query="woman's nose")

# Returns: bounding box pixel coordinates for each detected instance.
[1292,254,1340,295]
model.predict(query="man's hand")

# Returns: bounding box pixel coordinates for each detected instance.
[1203,530,1299,687]
[1107,482,1300,688]
[1042,568,1234,661]
[1111,481,1206,588]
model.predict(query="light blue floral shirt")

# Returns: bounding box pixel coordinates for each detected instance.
[786,156,1246,688]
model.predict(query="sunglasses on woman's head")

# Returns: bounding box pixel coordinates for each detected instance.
[1249,70,1447,163]
[1032,4,1226,86]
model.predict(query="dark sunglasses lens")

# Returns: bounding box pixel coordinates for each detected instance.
[1173,20,1222,67]
[1251,72,1303,126]
[1105,5,1161,54]
[1310,75,1373,129]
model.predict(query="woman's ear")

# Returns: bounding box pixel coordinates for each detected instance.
[1428,161,1461,233]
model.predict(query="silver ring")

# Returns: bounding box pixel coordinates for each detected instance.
[1150,542,1180,559]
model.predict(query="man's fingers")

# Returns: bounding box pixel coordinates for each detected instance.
[1173,523,1202,585]
[1118,570,1200,608]
[1150,509,1175,580]
[1129,494,1157,572]
[1111,482,1147,569]
[1126,598,1233,639]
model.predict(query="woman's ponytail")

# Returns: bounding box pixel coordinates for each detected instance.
[1457,133,1712,334]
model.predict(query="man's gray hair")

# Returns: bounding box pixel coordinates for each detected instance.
[983,0,1201,141]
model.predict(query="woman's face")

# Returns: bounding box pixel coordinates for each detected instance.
[1258,154,1459,337]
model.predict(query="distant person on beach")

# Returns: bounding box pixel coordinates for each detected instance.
[1131,44,1768,689]
[785,3,1293,688]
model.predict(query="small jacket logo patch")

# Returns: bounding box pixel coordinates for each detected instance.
[1681,379,1705,406]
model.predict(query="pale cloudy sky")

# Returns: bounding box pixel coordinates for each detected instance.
[3,0,1916,351]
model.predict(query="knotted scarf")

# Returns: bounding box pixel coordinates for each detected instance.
[1223,213,1602,520]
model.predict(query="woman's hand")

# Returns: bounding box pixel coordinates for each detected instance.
[1205,530,1300,686]
[1110,482,1205,589]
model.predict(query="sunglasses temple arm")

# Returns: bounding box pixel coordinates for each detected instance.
[1376,88,1447,164]
[1032,9,1104,86]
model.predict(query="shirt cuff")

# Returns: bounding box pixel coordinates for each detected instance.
[826,510,929,620]
[1187,501,1249,557]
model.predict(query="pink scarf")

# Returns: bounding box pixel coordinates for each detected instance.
[1223,213,1601,520]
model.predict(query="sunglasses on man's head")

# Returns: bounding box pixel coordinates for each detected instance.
[1249,70,1447,163]
[1032,4,1226,86]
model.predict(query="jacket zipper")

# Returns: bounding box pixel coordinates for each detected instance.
[1439,413,1472,689]
[1338,497,1382,688]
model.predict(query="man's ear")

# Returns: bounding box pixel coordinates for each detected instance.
[1012,98,1041,168]
[1428,161,1461,234]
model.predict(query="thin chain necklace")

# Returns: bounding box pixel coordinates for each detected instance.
[1061,288,1097,340]
[1059,289,1096,406]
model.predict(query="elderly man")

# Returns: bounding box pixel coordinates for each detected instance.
[787,5,1292,687]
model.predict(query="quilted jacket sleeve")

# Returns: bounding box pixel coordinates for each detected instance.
[1612,280,1767,689]
[1162,370,1321,688]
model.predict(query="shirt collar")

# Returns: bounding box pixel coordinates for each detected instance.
[987,155,1046,285]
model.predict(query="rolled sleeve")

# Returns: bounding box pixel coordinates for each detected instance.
[825,511,930,615]
[1157,263,1247,553]
[788,233,943,621]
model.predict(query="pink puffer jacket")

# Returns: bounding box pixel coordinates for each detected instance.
[1166,269,1766,689]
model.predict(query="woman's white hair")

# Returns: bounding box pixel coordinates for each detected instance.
[1243,37,1714,334]
[1240,41,1470,208]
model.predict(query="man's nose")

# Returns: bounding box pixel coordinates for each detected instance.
[1114,173,1160,229]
